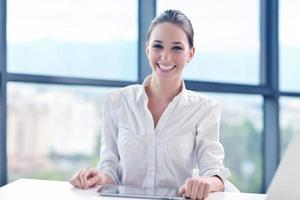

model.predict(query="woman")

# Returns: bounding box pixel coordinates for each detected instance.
[70,10,234,200]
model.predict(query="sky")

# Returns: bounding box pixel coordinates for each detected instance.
[279,0,300,47]
[158,0,260,52]
[7,0,300,52]
[7,0,138,43]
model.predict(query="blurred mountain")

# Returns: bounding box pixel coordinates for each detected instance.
[7,39,138,81]
[7,39,300,90]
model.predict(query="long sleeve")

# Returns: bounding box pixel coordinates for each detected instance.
[195,100,231,185]
[96,92,120,184]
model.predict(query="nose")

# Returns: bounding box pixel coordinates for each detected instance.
[160,49,172,63]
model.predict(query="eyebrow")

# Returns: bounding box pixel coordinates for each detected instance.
[153,40,162,43]
[153,40,183,45]
[172,42,183,45]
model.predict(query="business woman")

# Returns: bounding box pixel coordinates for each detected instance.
[70,9,233,200]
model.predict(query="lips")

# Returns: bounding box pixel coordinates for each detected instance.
[157,63,176,72]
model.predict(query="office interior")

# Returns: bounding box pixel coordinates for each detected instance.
[0,0,300,194]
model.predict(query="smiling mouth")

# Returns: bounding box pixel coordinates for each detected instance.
[157,63,176,72]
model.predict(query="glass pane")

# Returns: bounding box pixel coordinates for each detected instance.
[157,0,260,85]
[279,0,300,91]
[7,0,138,81]
[280,97,300,157]
[205,93,263,192]
[7,82,115,182]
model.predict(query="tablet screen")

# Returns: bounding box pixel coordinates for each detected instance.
[97,184,183,199]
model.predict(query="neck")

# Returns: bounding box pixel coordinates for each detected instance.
[147,75,182,102]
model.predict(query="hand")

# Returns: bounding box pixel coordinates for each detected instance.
[69,166,114,189]
[179,176,212,200]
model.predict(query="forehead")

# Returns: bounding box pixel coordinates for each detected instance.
[149,22,189,44]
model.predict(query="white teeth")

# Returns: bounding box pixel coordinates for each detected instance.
[158,64,176,71]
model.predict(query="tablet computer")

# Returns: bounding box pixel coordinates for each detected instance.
[97,184,183,199]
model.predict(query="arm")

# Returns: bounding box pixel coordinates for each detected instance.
[180,101,230,199]
[195,101,230,184]
[96,92,120,184]
[69,92,120,189]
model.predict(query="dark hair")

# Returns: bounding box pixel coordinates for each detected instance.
[146,9,194,48]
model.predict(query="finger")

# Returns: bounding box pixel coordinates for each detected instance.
[87,173,102,187]
[73,178,84,189]
[190,182,199,200]
[86,168,98,180]
[69,175,77,187]
[84,168,97,188]
[70,170,83,188]
[184,180,192,198]
[203,183,210,199]
[78,169,87,189]
[85,168,101,188]
[178,185,185,195]
[197,182,205,200]
[78,169,88,189]
[69,179,76,187]
[69,169,80,184]
[80,167,92,189]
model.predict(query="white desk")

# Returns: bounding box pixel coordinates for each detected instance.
[0,179,267,200]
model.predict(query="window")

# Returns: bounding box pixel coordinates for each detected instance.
[157,0,260,85]
[7,0,138,81]
[279,0,300,92]
[7,82,114,182]
[280,97,300,157]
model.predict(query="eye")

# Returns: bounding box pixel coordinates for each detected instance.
[153,44,163,49]
[172,46,183,51]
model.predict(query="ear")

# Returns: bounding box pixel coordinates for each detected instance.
[187,47,195,63]
[145,43,150,57]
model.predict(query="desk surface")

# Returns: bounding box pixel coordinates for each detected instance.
[0,179,267,200]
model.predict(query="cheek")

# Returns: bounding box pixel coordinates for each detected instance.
[148,51,160,62]
[175,54,189,65]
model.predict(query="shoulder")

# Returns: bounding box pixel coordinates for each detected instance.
[105,84,143,106]
[108,84,142,98]
[183,89,221,111]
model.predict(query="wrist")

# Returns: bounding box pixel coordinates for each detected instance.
[209,176,224,192]
[103,174,114,184]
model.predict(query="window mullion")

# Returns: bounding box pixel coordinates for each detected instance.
[0,0,8,187]
[261,0,280,192]
[138,0,156,83]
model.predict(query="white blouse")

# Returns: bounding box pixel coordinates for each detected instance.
[97,76,231,190]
